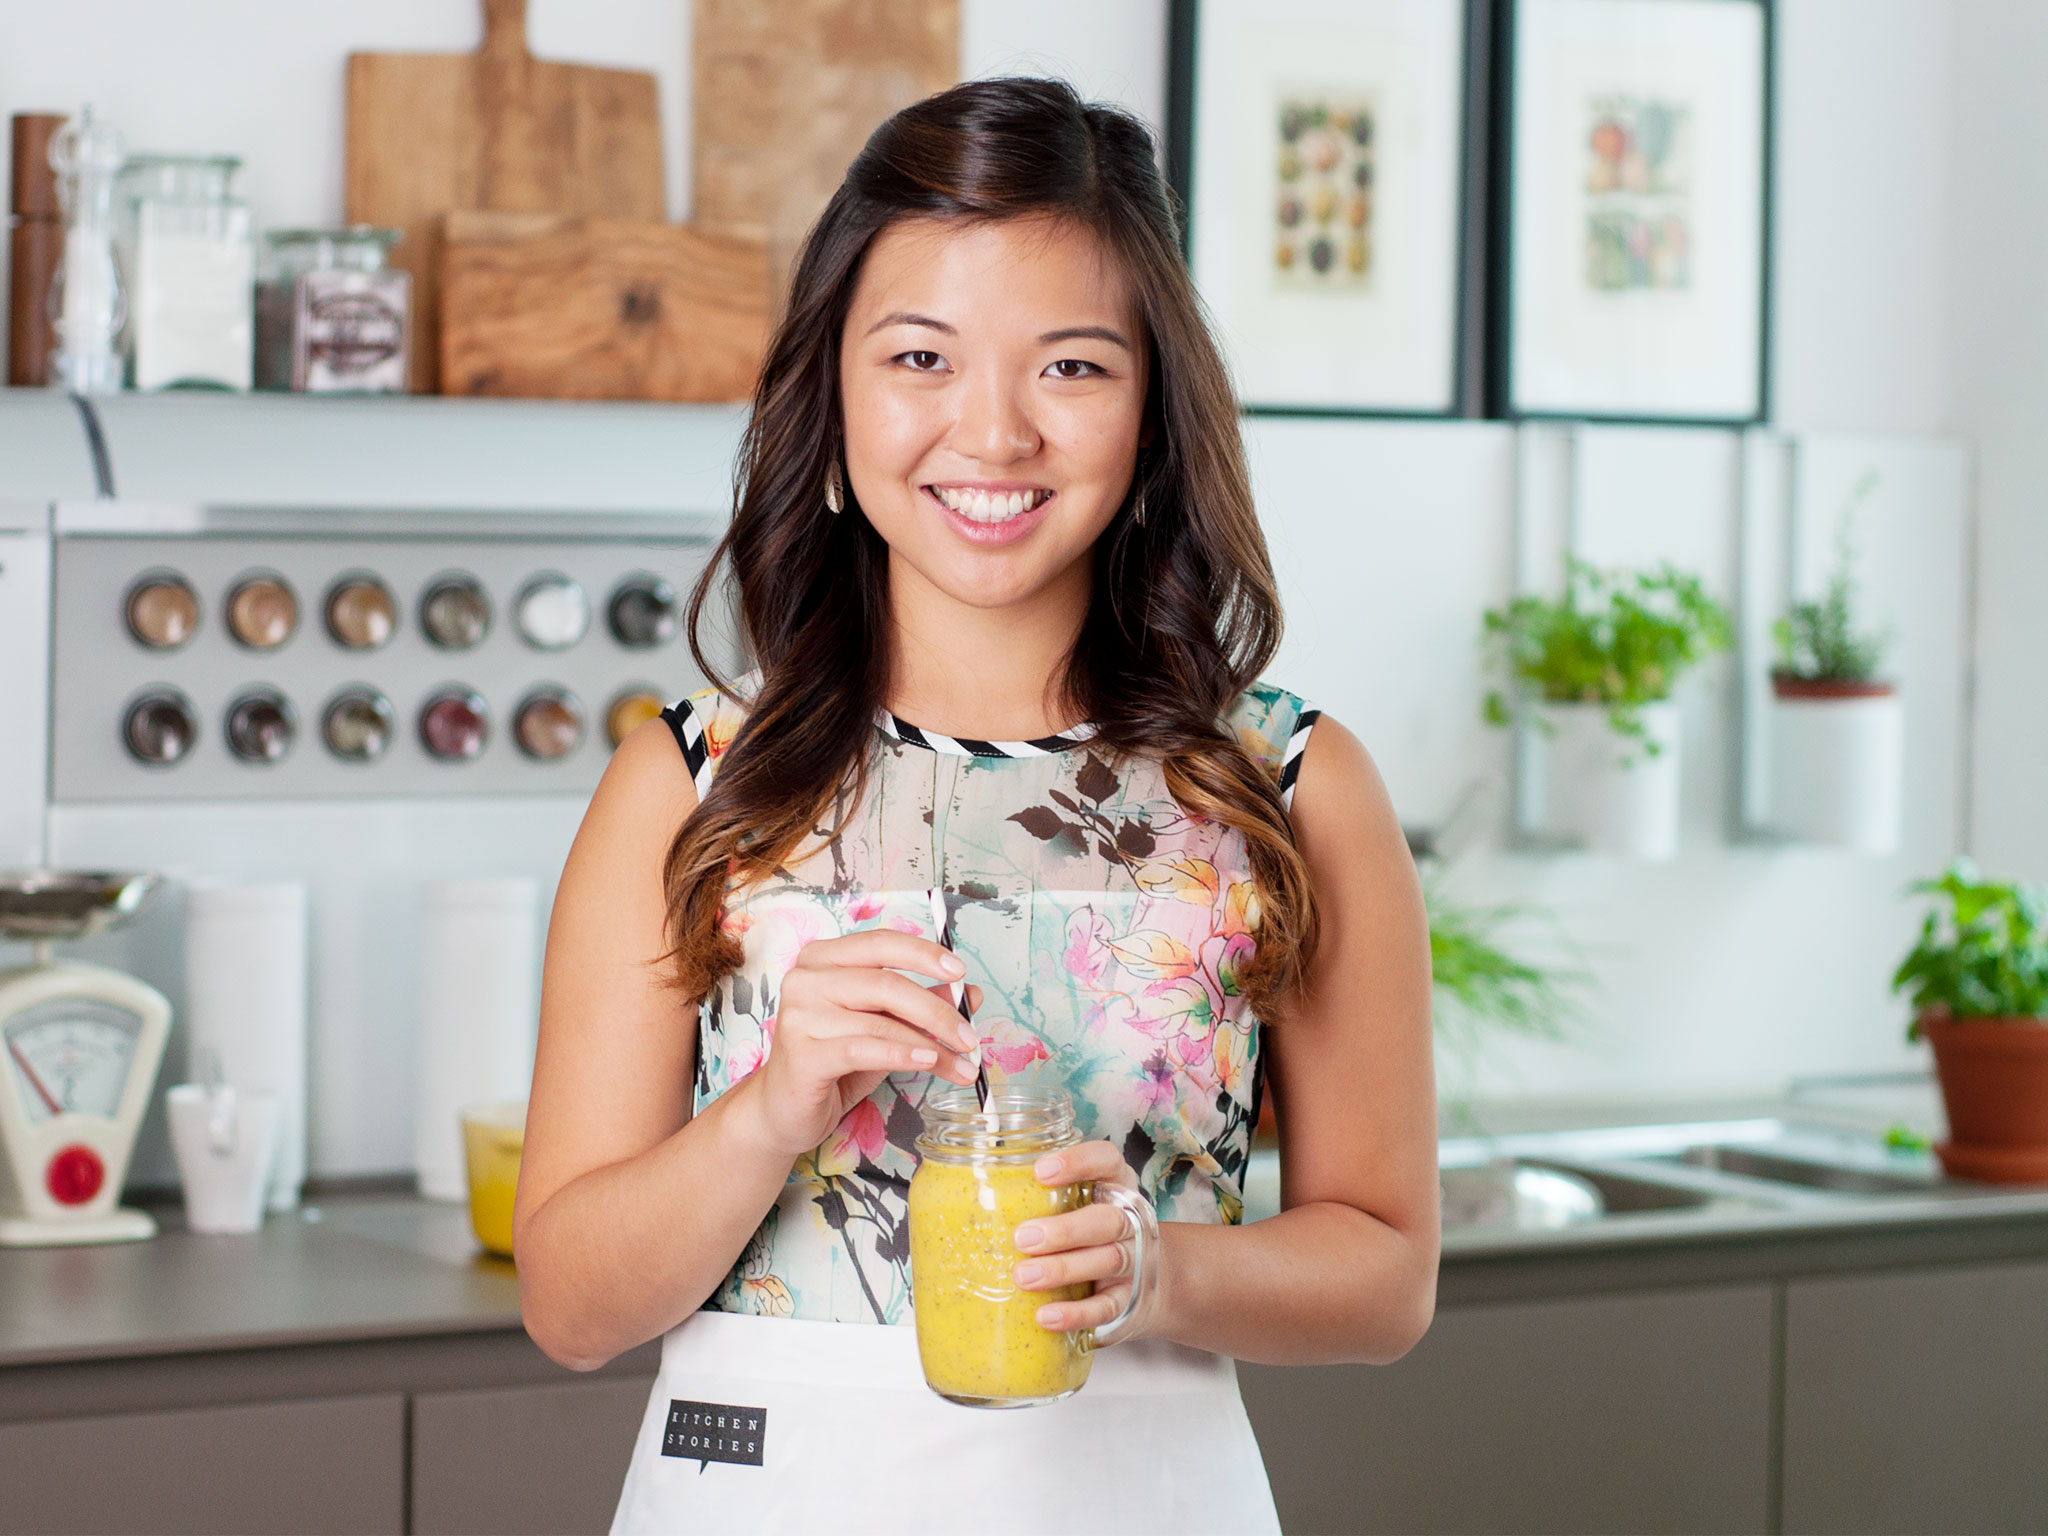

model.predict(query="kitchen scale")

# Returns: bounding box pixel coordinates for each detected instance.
[0,872,171,1246]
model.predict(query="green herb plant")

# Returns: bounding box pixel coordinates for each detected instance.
[1890,858,2048,1038]
[1428,881,1589,1086]
[1482,558,1731,757]
[1774,469,1890,683]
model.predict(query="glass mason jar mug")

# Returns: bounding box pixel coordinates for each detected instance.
[909,1084,1156,1408]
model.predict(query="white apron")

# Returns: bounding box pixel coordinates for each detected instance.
[610,1310,1281,1534]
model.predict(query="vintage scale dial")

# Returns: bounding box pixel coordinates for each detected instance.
[0,872,171,1246]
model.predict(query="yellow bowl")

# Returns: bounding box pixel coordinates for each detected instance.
[461,1100,526,1259]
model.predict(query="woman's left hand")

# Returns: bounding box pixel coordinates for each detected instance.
[1010,1138,1153,1338]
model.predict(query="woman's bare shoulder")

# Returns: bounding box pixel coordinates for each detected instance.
[570,716,703,863]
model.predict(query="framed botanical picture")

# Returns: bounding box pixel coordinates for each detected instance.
[1494,0,1772,422]
[1168,0,1483,416]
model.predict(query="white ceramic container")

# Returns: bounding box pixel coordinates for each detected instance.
[1769,680,1904,853]
[1536,699,1682,861]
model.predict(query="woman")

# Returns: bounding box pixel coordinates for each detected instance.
[517,77,1437,1533]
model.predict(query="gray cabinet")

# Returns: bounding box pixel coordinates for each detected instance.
[411,1376,655,1535]
[1239,1284,1775,1536]
[0,1393,404,1535]
[1782,1258,2048,1535]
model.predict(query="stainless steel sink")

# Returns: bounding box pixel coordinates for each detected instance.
[1241,1116,1963,1238]
[1441,1163,1602,1231]
[1648,1144,1940,1195]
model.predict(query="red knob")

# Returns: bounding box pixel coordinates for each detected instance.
[47,1144,105,1206]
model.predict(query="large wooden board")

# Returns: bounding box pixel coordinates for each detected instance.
[439,212,769,403]
[345,0,665,392]
[692,0,958,303]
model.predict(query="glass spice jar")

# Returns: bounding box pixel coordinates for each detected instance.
[254,226,409,393]
[116,153,252,391]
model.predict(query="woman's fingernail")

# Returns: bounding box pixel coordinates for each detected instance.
[1034,1154,1064,1180]
[912,1048,938,1066]
[1013,1222,1044,1251]
[942,954,966,977]
[1037,1305,1063,1329]
[1015,1261,1044,1287]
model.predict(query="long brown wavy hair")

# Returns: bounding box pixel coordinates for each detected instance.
[662,77,1319,1019]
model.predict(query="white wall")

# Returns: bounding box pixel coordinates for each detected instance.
[1947,1,2048,883]
[4,3,2008,1113]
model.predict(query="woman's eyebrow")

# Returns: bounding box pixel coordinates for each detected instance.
[862,312,1132,352]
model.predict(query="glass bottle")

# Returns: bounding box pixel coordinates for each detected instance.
[909,1083,1157,1408]
[116,153,253,391]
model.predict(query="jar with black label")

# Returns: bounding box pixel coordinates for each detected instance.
[254,226,409,393]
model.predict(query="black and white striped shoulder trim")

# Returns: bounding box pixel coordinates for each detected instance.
[661,698,717,797]
[876,710,1098,759]
[1278,706,1322,811]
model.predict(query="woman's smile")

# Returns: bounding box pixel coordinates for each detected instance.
[922,482,1058,544]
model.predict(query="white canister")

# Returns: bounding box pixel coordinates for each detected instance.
[166,1083,279,1235]
[415,879,539,1202]
[1769,681,1904,854]
[1535,699,1682,861]
[183,881,308,1210]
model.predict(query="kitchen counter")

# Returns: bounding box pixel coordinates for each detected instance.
[7,1091,2048,1370]
[6,1096,2048,1534]
[0,1195,520,1371]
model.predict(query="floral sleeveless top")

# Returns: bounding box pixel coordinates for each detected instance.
[660,679,1319,1326]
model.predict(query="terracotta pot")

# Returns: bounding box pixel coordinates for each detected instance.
[1921,1015,2048,1182]
[1769,673,1896,700]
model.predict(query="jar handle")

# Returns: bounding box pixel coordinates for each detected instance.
[1088,1180,1160,1347]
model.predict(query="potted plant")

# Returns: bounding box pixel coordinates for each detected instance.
[1770,479,1903,852]
[1891,859,2048,1182]
[1483,558,1731,860]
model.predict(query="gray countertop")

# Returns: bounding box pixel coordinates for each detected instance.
[9,1092,2048,1372]
[0,1196,520,1370]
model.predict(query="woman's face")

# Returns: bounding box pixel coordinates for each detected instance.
[838,213,1150,616]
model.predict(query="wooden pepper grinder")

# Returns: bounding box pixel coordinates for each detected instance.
[8,113,67,387]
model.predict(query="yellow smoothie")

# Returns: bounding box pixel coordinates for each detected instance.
[909,1157,1093,1405]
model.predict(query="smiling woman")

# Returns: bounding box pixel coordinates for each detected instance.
[514,77,1437,1535]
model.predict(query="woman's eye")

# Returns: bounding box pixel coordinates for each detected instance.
[900,350,945,372]
[1046,359,1102,380]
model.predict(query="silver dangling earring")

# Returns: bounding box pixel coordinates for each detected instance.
[825,461,844,515]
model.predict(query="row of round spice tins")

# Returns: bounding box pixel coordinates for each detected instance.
[122,682,670,769]
[122,569,682,653]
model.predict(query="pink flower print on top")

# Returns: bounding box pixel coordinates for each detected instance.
[845,893,888,923]
[1063,907,1114,988]
[728,1014,776,1083]
[982,1035,1051,1076]
[830,1098,886,1167]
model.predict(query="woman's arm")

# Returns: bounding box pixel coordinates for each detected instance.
[1010,714,1440,1365]
[514,720,980,1371]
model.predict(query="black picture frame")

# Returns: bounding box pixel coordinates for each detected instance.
[1166,0,1495,419]
[1485,0,1775,425]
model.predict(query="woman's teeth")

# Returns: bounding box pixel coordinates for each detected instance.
[931,486,1052,523]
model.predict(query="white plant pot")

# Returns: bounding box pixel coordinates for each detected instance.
[1535,699,1682,861]
[1769,680,1904,853]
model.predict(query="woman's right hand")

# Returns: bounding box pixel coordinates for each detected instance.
[736,929,983,1159]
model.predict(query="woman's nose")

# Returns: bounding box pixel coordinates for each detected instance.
[952,373,1041,465]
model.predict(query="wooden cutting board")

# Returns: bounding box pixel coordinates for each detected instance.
[692,0,958,303]
[439,211,770,403]
[345,0,666,392]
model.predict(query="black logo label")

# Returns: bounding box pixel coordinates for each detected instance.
[661,1400,767,1469]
